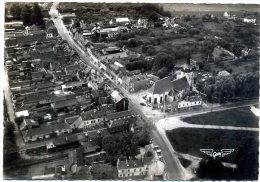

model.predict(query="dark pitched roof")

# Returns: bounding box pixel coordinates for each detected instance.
[81,110,105,120]
[171,76,190,92]
[52,98,78,109]
[65,115,82,126]
[50,133,86,148]
[91,90,107,98]
[108,117,134,128]
[65,64,80,73]
[111,91,125,103]
[117,159,144,170]
[22,122,72,138]
[106,110,134,121]
[80,142,100,154]
[36,82,55,89]
[20,118,39,131]
[148,76,172,95]
[31,71,46,80]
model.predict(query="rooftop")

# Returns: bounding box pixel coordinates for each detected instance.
[22,122,72,138]
[148,76,172,95]
[117,159,143,170]
[106,110,134,121]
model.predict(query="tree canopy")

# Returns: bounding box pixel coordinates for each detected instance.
[9,3,44,27]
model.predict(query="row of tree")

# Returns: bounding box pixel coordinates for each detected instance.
[9,3,44,27]
[203,72,259,103]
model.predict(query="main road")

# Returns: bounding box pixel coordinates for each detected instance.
[49,2,189,180]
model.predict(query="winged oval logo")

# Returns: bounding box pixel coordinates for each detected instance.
[200,149,235,159]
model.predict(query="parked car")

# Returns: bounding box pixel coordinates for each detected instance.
[140,102,146,106]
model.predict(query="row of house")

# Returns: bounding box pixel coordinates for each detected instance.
[117,143,166,180]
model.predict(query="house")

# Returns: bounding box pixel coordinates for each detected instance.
[36,82,55,92]
[109,18,130,25]
[80,110,106,129]
[117,143,166,180]
[105,110,135,121]
[31,70,47,81]
[80,141,101,154]
[91,90,107,104]
[122,75,151,93]
[15,110,29,118]
[65,115,83,129]
[22,122,72,142]
[212,46,236,61]
[25,24,40,35]
[217,70,231,77]
[243,17,256,24]
[117,159,147,178]
[64,64,81,75]
[84,151,107,165]
[20,118,39,131]
[99,47,128,61]
[110,90,128,111]
[51,98,78,112]
[46,26,58,38]
[4,21,24,30]
[107,117,135,133]
[61,81,88,92]
[177,95,202,110]
[137,18,148,28]
[46,133,86,151]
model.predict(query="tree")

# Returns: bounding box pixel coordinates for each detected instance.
[9,3,22,19]
[127,38,141,48]
[4,121,15,139]
[234,138,258,180]
[71,166,93,180]
[233,72,259,98]
[157,67,168,79]
[152,52,176,73]
[30,3,44,27]
[196,157,225,180]
[213,75,236,103]
[20,5,32,26]
[148,11,159,22]
[131,129,150,147]
[188,28,200,36]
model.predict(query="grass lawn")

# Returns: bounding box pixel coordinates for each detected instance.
[166,128,258,164]
[182,106,259,128]
[203,22,225,34]
[179,158,192,168]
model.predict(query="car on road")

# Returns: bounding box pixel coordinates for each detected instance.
[140,102,146,106]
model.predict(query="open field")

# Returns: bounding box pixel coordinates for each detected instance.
[181,106,259,128]
[161,4,260,13]
[166,128,258,164]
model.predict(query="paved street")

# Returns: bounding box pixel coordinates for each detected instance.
[3,67,25,149]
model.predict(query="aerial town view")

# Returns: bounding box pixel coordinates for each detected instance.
[3,1,259,181]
